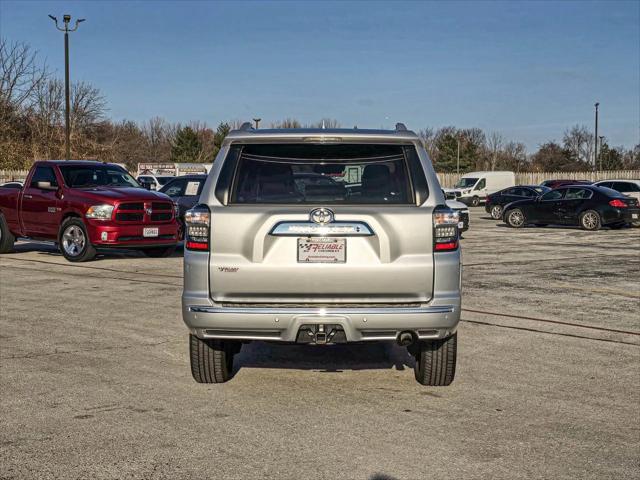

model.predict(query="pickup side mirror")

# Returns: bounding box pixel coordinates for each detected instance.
[36,181,58,191]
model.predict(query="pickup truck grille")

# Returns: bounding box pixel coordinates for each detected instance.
[114,201,174,224]
[119,202,144,211]
[116,212,144,222]
[152,202,172,211]
[150,212,172,221]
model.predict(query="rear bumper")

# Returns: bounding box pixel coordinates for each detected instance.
[602,207,640,225]
[182,302,461,342]
[85,220,179,247]
[182,239,462,343]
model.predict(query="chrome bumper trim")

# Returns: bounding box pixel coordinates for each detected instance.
[188,305,455,315]
[270,221,374,236]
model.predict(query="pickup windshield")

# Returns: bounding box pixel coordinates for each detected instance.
[455,178,478,188]
[230,144,415,204]
[59,165,140,188]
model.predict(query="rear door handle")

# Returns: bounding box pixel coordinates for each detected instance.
[23,194,33,199]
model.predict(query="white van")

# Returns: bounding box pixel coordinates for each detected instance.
[447,171,515,206]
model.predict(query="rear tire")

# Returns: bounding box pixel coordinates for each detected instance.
[0,214,16,253]
[490,205,503,220]
[58,218,96,262]
[471,196,480,207]
[505,208,525,228]
[413,333,457,386]
[190,335,240,383]
[579,210,601,231]
[142,245,176,258]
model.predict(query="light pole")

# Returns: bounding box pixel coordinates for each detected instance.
[599,135,605,171]
[49,14,85,160]
[456,136,461,174]
[594,102,599,171]
[252,118,261,129]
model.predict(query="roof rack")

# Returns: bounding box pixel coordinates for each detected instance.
[395,123,407,131]
[238,122,253,132]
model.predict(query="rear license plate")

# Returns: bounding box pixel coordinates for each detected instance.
[143,227,159,237]
[633,214,638,219]
[298,237,346,263]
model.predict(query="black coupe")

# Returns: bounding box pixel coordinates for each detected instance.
[502,185,640,230]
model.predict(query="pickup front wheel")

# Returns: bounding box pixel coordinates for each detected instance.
[190,335,241,383]
[0,214,16,253]
[413,333,457,386]
[59,218,96,262]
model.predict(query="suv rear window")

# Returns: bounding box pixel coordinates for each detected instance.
[229,144,419,204]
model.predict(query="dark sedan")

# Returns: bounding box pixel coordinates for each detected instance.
[485,185,550,220]
[159,175,207,232]
[503,185,640,230]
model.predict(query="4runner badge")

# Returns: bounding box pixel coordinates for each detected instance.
[310,207,334,225]
[218,267,239,273]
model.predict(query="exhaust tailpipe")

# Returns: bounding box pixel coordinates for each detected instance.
[397,331,416,347]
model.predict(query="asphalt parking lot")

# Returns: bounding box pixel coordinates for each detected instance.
[1,210,639,480]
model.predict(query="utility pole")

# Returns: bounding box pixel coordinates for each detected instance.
[594,102,599,172]
[49,14,85,159]
[252,118,261,129]
[456,137,460,174]
[599,135,605,171]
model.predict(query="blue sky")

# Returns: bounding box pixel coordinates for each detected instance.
[1,0,638,151]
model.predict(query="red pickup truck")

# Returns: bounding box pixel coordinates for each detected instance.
[0,160,179,261]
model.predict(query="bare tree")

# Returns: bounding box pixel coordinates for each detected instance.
[487,132,504,171]
[270,118,302,129]
[309,118,341,128]
[29,78,65,158]
[0,38,48,111]
[562,125,594,168]
[500,141,528,172]
[141,117,172,162]
[70,81,107,132]
[418,127,436,157]
[27,79,106,159]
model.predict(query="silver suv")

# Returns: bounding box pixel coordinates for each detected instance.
[182,124,461,386]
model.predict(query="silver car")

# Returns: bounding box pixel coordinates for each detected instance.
[182,124,461,386]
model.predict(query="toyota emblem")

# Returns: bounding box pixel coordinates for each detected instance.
[310,207,334,224]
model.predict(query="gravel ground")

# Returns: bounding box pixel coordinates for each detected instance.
[1,209,639,480]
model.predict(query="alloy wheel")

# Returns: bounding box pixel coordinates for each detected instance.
[582,212,598,230]
[491,205,503,220]
[62,225,86,257]
[508,210,524,227]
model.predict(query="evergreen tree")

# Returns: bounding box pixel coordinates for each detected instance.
[170,126,201,162]
[213,122,230,157]
[599,142,624,170]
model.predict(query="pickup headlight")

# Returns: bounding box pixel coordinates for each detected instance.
[85,204,115,220]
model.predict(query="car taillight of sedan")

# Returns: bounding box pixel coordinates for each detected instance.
[609,199,628,208]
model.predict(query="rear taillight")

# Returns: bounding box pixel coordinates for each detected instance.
[486,196,493,205]
[609,199,628,208]
[184,205,210,251]
[433,208,459,252]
